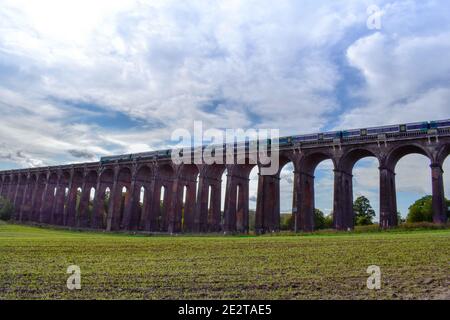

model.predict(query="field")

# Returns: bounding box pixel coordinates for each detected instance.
[0,221,449,300]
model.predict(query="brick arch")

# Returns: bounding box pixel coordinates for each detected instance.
[338,147,381,173]
[436,143,450,166]
[11,174,19,184]
[1,175,11,198]
[299,151,336,175]
[85,170,98,184]
[72,170,84,185]
[385,143,432,170]
[117,166,132,185]
[158,163,175,182]
[90,168,114,229]
[99,168,114,183]
[135,164,153,184]
[39,172,59,223]
[30,172,47,222]
[124,164,154,231]
[13,173,29,220]
[178,164,199,180]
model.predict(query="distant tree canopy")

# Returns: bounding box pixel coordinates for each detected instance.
[406,195,450,223]
[314,208,333,229]
[279,209,333,230]
[0,197,14,221]
[353,196,376,226]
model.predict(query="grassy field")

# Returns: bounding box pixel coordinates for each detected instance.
[0,221,449,300]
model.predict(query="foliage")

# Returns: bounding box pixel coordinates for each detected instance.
[314,209,333,229]
[407,195,433,223]
[353,196,376,226]
[406,195,450,223]
[0,197,14,221]
[280,213,292,230]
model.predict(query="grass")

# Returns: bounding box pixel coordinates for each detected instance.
[0,222,449,300]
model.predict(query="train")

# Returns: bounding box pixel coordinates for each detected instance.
[100,119,450,164]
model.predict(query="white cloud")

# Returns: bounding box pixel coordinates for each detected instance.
[0,0,448,216]
[0,0,365,154]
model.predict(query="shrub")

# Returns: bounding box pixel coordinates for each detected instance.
[0,197,14,221]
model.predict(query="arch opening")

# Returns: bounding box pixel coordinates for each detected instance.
[395,154,431,223]
[313,159,334,228]
[248,166,259,232]
[103,187,111,226]
[220,168,228,227]
[119,186,129,226]
[279,162,294,231]
[160,185,166,230]
[75,187,82,216]
[444,155,450,218]
[352,157,379,227]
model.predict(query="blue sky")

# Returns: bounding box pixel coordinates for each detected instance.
[0,0,449,218]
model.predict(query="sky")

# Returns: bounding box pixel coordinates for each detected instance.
[0,0,449,218]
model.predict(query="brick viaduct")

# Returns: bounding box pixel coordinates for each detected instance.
[0,128,449,233]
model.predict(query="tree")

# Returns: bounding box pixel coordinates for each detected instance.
[353,196,375,226]
[406,195,450,223]
[314,209,334,229]
[0,197,14,221]
[314,208,325,229]
[324,213,334,229]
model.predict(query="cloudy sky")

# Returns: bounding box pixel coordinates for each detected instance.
[0,0,449,218]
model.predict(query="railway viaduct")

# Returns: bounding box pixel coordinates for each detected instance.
[0,127,449,233]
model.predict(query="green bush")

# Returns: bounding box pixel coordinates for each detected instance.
[0,197,14,221]
[406,195,450,223]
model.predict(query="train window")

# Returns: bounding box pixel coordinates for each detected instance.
[318,133,324,140]
[400,124,406,132]
[360,129,367,136]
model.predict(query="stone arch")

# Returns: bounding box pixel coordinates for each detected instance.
[51,170,70,226]
[30,172,47,222]
[173,164,199,233]
[337,147,381,228]
[1,175,10,198]
[299,150,336,175]
[14,173,29,217]
[338,147,380,173]
[294,151,336,232]
[20,174,36,221]
[126,164,153,230]
[385,143,432,171]
[77,170,98,227]
[436,143,450,167]
[39,172,58,223]
[108,166,132,231]
[64,170,84,226]
[90,167,114,229]
[255,152,296,233]
[8,174,19,202]
[149,163,175,232]
[223,164,256,233]
[380,143,433,228]
[193,163,227,232]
